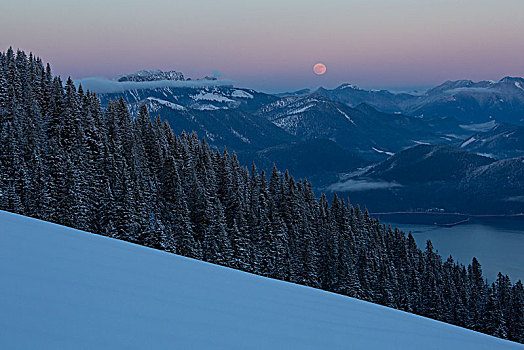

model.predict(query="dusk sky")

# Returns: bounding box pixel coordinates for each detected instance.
[2,0,523,92]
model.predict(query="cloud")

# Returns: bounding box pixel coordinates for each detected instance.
[74,77,236,94]
[210,70,222,78]
[327,179,401,192]
[503,196,524,202]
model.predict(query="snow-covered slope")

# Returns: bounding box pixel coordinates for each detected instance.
[0,211,521,349]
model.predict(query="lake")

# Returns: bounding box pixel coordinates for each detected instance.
[375,214,524,283]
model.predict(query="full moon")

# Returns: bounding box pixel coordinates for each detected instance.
[313,63,327,75]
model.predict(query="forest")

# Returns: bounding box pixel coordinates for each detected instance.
[0,48,522,343]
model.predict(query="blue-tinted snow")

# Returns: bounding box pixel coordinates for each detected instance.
[0,211,521,349]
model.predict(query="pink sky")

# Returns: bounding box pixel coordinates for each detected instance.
[2,0,523,92]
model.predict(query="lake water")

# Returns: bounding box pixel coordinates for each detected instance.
[376,215,524,283]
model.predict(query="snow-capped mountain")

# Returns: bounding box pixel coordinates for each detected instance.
[93,69,274,113]
[256,95,458,160]
[1,211,520,349]
[315,77,524,125]
[460,124,524,159]
[315,83,417,113]
[116,69,186,82]
[96,84,286,151]
[409,77,524,124]
[88,73,523,197]
[98,84,274,113]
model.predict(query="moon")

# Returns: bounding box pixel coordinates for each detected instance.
[313,63,327,75]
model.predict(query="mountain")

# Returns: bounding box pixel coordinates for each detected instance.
[89,69,522,214]
[94,71,474,161]
[96,84,289,151]
[98,84,278,114]
[409,77,524,125]
[315,83,417,113]
[460,157,524,208]
[142,107,294,151]
[116,69,186,82]
[94,71,285,153]
[365,144,495,183]
[236,138,366,179]
[460,124,524,159]
[275,88,311,97]
[315,77,524,125]
[327,144,524,214]
[1,211,521,349]
[95,77,462,165]
[256,95,459,160]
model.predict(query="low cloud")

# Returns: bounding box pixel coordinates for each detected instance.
[327,179,401,192]
[504,196,524,202]
[74,77,236,94]
[210,70,222,78]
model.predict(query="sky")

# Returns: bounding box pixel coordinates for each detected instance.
[1,0,524,92]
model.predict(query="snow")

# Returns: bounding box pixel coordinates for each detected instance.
[0,211,521,349]
[129,88,140,102]
[231,89,254,99]
[287,104,314,115]
[477,152,496,158]
[337,108,356,125]
[146,97,186,111]
[230,128,250,143]
[116,69,185,82]
[461,137,476,148]
[194,103,221,111]
[412,140,430,145]
[328,179,401,192]
[338,83,360,90]
[515,82,524,91]
[191,91,234,103]
[460,120,497,132]
[372,147,395,156]
[444,87,494,94]
[273,114,301,133]
[205,131,216,142]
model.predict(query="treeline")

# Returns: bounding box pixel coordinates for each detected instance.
[0,48,522,343]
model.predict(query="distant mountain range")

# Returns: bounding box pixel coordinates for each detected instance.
[115,69,220,82]
[255,95,462,159]
[116,69,186,82]
[97,85,287,151]
[95,76,469,160]
[91,70,524,214]
[316,77,524,125]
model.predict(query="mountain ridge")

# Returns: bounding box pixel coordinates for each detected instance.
[328,144,524,214]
